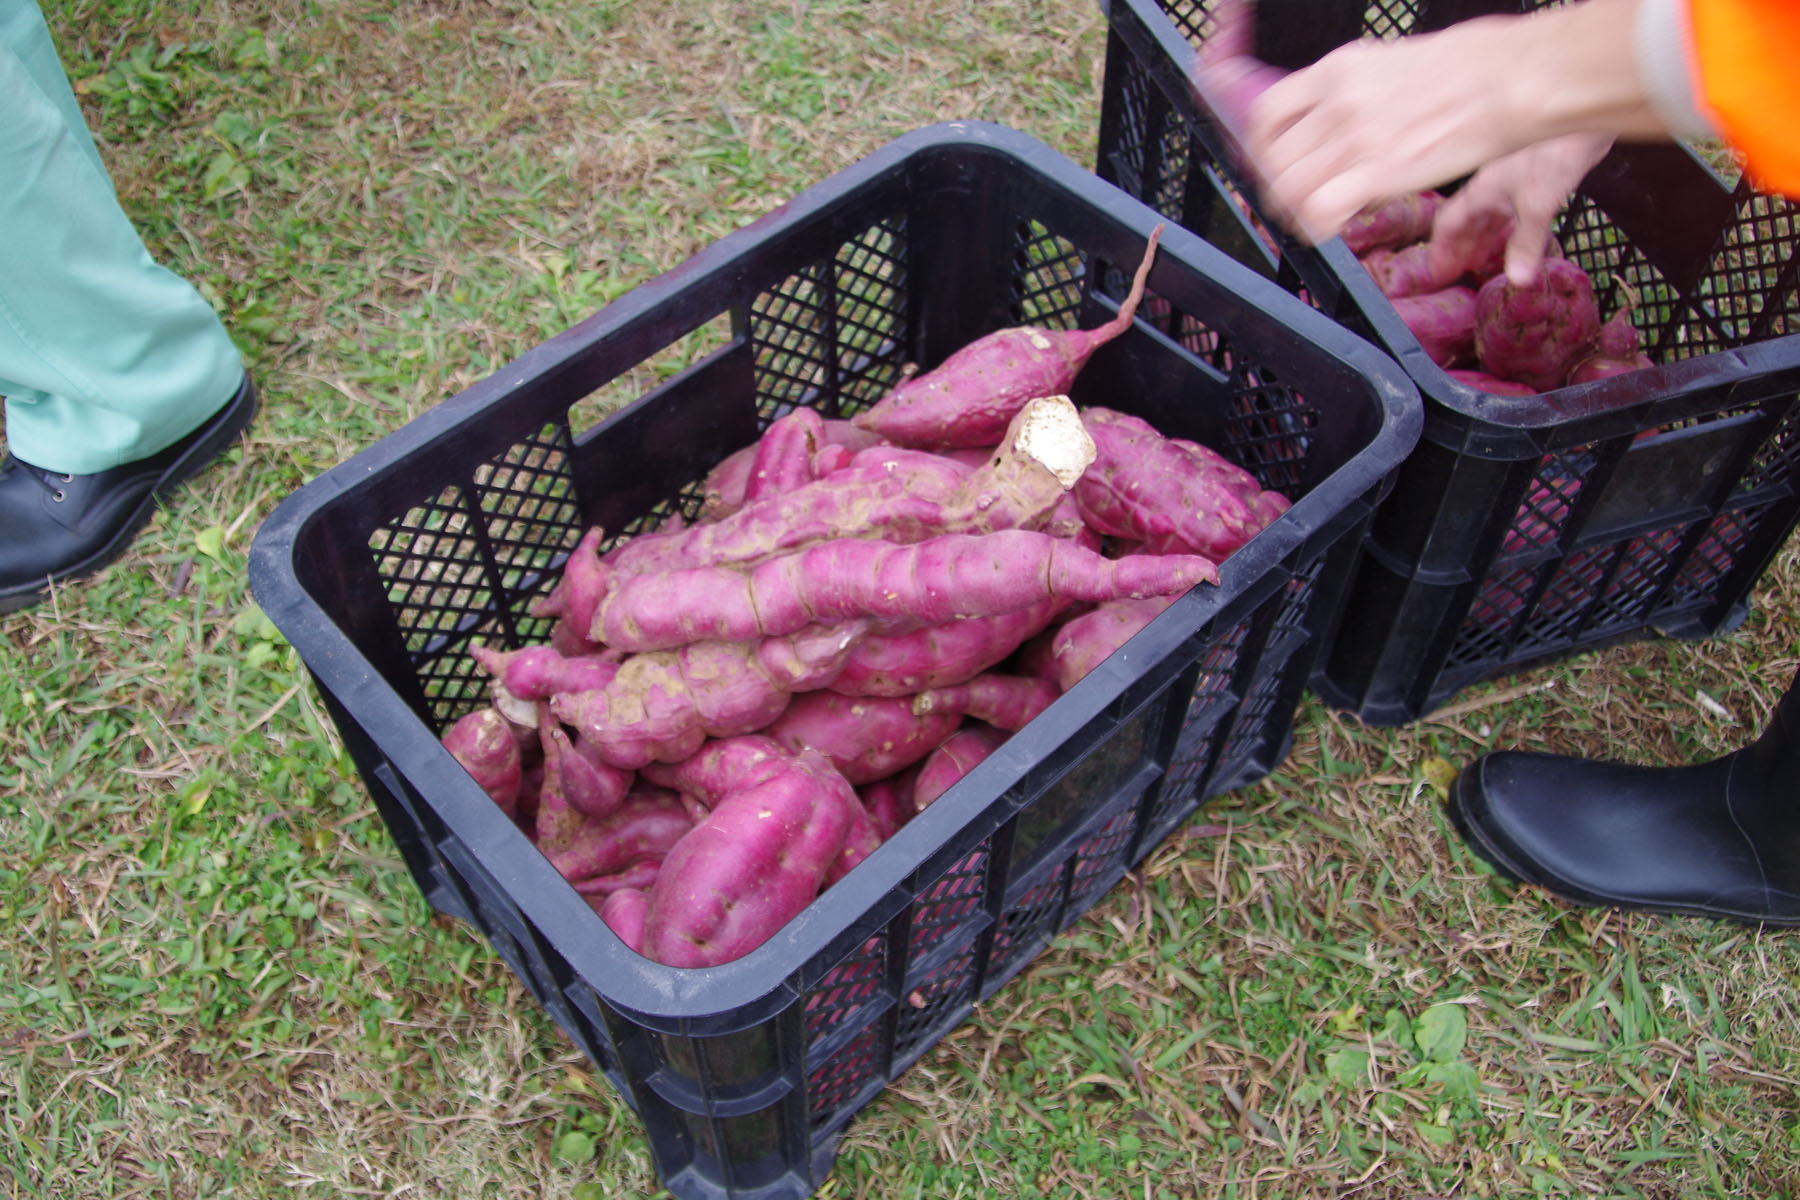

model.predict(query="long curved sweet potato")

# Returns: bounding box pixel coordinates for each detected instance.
[590,530,1217,653]
[851,227,1164,448]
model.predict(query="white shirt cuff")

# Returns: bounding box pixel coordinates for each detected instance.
[1633,0,1718,139]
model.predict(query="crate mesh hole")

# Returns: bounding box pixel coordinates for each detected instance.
[1667,506,1758,604]
[1013,222,1087,328]
[474,426,583,593]
[804,937,887,1048]
[989,872,1066,976]
[1068,804,1138,905]
[808,1024,883,1132]
[894,944,980,1059]
[371,487,496,661]
[1690,187,1800,346]
[1737,402,1800,497]
[1450,566,1539,667]
[907,846,988,960]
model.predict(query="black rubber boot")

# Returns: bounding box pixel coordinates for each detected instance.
[1449,671,1800,924]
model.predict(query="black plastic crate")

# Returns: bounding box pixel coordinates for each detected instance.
[1098,0,1800,725]
[248,122,1417,1200]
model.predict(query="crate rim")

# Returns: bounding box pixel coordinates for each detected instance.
[248,119,1421,1023]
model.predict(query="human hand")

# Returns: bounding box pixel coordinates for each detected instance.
[1240,0,1656,246]
[1427,133,1615,286]
[1241,15,1535,243]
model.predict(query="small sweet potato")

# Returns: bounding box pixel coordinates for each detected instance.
[910,723,1010,811]
[766,692,966,785]
[1392,286,1478,369]
[441,707,523,817]
[598,887,650,953]
[1361,243,1456,299]
[1340,192,1444,256]
[910,672,1060,732]
[1041,594,1178,692]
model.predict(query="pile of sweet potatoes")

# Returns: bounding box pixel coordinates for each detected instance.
[1349,192,1653,396]
[441,232,1292,968]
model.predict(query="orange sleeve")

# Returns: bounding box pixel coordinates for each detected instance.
[1688,0,1800,197]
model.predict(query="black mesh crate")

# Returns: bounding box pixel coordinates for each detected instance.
[248,122,1417,1200]
[1097,0,1800,726]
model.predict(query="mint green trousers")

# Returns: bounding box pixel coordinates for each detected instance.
[1,0,243,474]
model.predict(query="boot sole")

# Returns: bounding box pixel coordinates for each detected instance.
[1448,770,1800,928]
[0,376,258,614]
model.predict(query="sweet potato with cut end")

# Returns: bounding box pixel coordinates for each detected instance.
[1042,594,1178,693]
[911,672,1060,732]
[639,749,856,967]
[591,530,1217,653]
[911,723,1010,811]
[551,622,868,769]
[1392,286,1478,369]
[851,227,1164,448]
[829,599,1063,698]
[766,692,967,784]
[1340,192,1444,256]
[1474,258,1602,391]
[598,887,650,953]
[441,707,523,817]
[1075,407,1277,560]
[606,396,1092,582]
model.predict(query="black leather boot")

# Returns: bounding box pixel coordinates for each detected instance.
[1448,671,1800,924]
[0,375,258,613]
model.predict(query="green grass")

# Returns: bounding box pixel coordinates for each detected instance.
[4,1,1800,1198]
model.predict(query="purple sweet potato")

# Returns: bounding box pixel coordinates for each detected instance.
[539,716,634,818]
[1445,368,1538,397]
[639,733,790,802]
[910,723,1010,811]
[571,856,664,899]
[851,227,1164,448]
[1042,594,1178,692]
[765,692,967,785]
[1361,242,1457,299]
[531,527,610,649]
[441,707,523,817]
[1340,192,1445,256]
[606,396,1092,582]
[1565,294,1652,384]
[471,643,620,701]
[598,887,650,952]
[551,622,868,769]
[700,418,887,522]
[1074,407,1275,559]
[859,775,915,842]
[639,749,856,967]
[828,599,1063,698]
[541,786,693,890]
[743,408,828,506]
[1473,258,1602,391]
[590,530,1218,653]
[1392,286,1478,368]
[910,672,1060,732]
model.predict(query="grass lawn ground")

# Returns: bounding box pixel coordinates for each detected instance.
[3,1,1798,1197]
